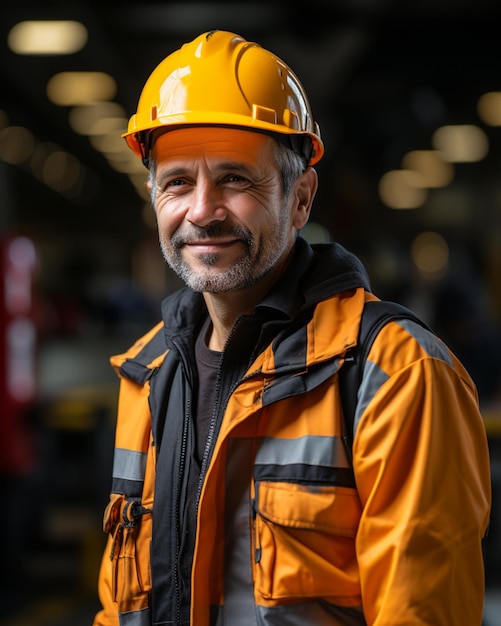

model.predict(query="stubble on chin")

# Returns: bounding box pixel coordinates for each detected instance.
[159,238,256,293]
[159,223,256,292]
[158,216,292,293]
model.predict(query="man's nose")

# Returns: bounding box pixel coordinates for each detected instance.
[186,180,227,227]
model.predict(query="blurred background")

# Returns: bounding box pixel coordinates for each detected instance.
[1,1,500,624]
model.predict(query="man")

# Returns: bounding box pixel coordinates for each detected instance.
[93,30,491,625]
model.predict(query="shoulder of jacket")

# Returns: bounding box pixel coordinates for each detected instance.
[110,321,168,376]
[362,302,457,376]
[310,287,371,353]
[268,287,370,371]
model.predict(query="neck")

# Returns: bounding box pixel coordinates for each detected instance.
[203,244,296,351]
[202,280,268,351]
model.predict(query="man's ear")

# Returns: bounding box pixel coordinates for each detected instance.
[292,167,318,230]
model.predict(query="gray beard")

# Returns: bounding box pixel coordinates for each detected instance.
[159,220,291,293]
[163,247,259,293]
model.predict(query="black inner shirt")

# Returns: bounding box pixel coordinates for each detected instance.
[194,316,221,463]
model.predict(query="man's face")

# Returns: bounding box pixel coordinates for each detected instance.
[150,127,307,293]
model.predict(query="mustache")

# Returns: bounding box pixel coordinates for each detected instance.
[171,223,253,247]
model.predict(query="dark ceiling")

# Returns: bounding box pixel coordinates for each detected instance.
[1,0,501,257]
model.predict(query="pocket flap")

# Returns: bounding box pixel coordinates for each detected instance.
[257,481,361,536]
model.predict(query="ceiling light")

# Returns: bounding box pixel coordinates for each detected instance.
[378,170,428,209]
[401,150,454,188]
[477,92,501,126]
[68,103,127,134]
[30,142,61,181]
[431,124,488,163]
[42,151,81,192]
[411,231,449,278]
[89,133,128,155]
[47,72,116,106]
[86,117,127,136]
[8,20,87,55]
[0,126,35,165]
[107,155,146,175]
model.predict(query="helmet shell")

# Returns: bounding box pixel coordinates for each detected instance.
[124,30,324,166]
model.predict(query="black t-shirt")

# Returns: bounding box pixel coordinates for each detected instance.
[194,317,221,463]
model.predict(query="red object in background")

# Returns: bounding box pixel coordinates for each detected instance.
[0,234,38,475]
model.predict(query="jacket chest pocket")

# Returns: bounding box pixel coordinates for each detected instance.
[253,480,362,601]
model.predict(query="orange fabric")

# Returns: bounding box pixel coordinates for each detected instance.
[94,288,491,625]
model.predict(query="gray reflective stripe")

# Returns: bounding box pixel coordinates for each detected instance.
[399,319,453,366]
[113,447,147,482]
[354,360,389,433]
[255,601,366,625]
[119,607,151,626]
[223,438,258,626]
[255,435,350,469]
[353,318,454,434]
[213,602,366,625]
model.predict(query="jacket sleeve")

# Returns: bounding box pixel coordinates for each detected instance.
[353,321,491,625]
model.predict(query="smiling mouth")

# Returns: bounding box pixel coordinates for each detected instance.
[172,225,254,257]
[185,238,241,251]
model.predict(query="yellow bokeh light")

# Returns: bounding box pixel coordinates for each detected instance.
[42,151,81,192]
[68,103,127,135]
[431,124,488,163]
[8,21,87,55]
[378,170,428,209]
[0,126,35,165]
[47,72,117,106]
[411,231,449,278]
[401,150,454,188]
[477,92,501,126]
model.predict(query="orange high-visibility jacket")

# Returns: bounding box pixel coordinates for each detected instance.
[93,239,491,626]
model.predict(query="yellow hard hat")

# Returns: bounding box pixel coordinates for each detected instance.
[123,30,324,167]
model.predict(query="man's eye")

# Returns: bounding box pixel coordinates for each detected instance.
[226,174,247,183]
[157,178,188,197]
[167,178,185,187]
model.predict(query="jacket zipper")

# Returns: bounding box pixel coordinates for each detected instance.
[172,352,193,626]
[196,361,222,505]
[195,317,253,505]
